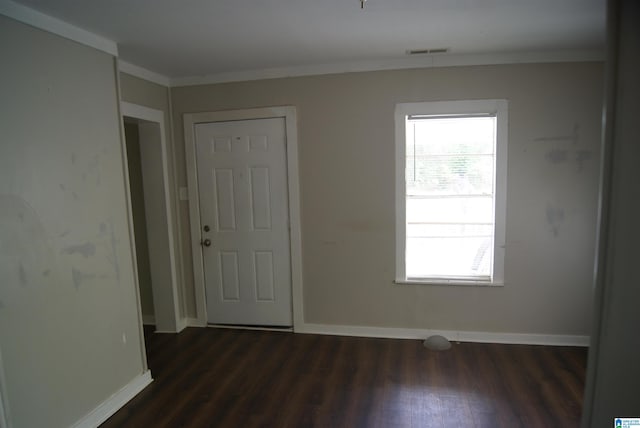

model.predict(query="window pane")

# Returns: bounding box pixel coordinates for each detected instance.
[407,223,493,239]
[406,154,494,196]
[406,236,493,278]
[405,115,497,280]
[412,117,495,155]
[406,196,493,224]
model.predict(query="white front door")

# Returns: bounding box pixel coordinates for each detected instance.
[194,117,292,326]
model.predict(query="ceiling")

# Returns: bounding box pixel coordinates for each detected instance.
[13,0,606,81]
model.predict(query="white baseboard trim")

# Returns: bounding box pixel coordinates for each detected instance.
[141,314,156,325]
[146,316,194,333]
[187,317,205,327]
[72,370,153,428]
[296,323,589,347]
[208,324,293,333]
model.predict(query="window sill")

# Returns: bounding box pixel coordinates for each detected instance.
[394,279,504,287]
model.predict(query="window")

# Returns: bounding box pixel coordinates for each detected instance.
[395,100,507,285]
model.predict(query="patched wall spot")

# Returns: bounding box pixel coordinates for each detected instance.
[71,267,96,290]
[546,205,565,237]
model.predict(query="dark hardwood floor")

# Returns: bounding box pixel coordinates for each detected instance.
[101,327,587,427]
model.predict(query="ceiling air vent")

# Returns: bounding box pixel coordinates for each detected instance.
[406,48,450,55]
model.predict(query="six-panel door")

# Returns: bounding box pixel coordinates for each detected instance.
[194,117,292,326]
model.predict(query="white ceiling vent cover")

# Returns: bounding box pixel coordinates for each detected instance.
[406,48,450,55]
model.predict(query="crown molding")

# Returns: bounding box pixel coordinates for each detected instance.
[118,60,171,88]
[0,0,117,56]
[171,49,604,87]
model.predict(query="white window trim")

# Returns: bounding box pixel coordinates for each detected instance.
[394,99,508,286]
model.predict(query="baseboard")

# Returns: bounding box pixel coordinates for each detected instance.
[296,323,590,347]
[187,317,205,327]
[208,324,293,333]
[72,371,153,428]
[141,314,156,325]
[151,317,194,333]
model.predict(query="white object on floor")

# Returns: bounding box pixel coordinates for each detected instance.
[423,335,452,351]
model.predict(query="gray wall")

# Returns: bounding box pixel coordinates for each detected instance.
[171,62,604,336]
[0,16,145,427]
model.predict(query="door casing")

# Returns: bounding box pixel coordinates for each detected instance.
[121,101,183,333]
[184,106,303,329]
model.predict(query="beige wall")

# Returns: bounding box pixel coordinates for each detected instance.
[172,62,603,335]
[119,73,192,317]
[0,15,145,427]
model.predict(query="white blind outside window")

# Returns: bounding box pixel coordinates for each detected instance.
[405,115,497,279]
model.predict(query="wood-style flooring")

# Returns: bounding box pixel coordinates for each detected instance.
[101,326,587,427]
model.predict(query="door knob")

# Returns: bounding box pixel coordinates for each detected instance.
[202,238,212,247]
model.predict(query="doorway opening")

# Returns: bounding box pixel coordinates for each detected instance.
[122,102,182,333]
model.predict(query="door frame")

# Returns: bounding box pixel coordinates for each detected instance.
[121,101,183,333]
[184,106,303,329]
[0,346,10,428]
